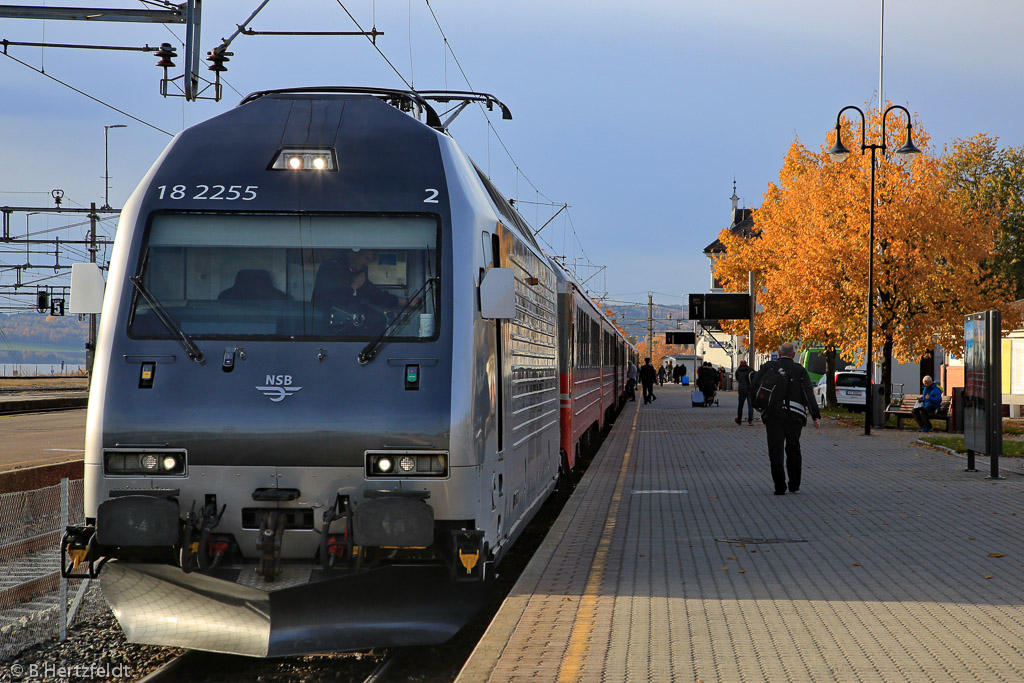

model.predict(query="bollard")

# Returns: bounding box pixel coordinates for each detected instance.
[871,384,885,428]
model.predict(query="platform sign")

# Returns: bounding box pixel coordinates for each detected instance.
[688,293,751,321]
[666,332,696,345]
[964,310,1002,476]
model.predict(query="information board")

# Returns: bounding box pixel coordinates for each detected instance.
[687,293,751,321]
[963,310,1002,472]
[666,332,696,345]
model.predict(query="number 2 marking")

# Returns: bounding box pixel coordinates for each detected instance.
[424,188,439,204]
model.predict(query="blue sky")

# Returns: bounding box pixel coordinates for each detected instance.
[1,1,1022,311]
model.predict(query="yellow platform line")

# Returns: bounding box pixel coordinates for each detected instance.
[557,405,638,683]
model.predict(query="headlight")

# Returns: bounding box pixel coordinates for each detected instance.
[104,450,186,476]
[270,147,336,171]
[366,451,448,478]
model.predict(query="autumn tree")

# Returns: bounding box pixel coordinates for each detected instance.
[634,336,676,366]
[943,135,1024,297]
[714,105,1018,406]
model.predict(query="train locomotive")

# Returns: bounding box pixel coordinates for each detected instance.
[62,87,632,657]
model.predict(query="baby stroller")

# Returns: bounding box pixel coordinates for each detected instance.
[694,365,719,407]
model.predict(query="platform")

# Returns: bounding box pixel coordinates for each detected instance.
[457,383,1024,682]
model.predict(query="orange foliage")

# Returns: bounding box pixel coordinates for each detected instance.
[635,337,679,364]
[714,104,1018,366]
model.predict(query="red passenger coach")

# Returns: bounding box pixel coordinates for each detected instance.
[555,271,632,470]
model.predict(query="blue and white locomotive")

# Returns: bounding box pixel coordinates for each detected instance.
[64,87,630,657]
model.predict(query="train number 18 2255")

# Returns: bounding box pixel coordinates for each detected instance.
[156,185,258,201]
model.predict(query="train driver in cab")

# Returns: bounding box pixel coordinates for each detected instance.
[311,248,414,333]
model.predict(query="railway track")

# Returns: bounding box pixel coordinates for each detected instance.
[0,531,61,611]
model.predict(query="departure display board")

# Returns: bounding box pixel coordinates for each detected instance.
[666,332,696,345]
[687,293,751,321]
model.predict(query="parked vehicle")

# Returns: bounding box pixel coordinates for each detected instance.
[815,370,867,410]
[797,346,855,383]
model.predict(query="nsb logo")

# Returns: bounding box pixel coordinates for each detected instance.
[255,374,303,403]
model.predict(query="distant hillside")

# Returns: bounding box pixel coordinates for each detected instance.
[0,303,690,362]
[0,312,89,364]
[607,302,687,343]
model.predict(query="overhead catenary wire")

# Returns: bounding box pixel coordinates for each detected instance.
[0,49,173,136]
[417,1,611,297]
[334,0,412,89]
[421,1,552,204]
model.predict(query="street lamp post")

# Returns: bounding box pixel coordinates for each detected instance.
[102,124,127,210]
[826,104,921,435]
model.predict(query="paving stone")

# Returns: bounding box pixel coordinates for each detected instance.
[456,386,1024,682]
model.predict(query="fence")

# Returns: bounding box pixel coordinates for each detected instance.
[0,479,87,660]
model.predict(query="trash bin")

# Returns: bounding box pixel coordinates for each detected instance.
[871,384,885,427]
[952,387,964,433]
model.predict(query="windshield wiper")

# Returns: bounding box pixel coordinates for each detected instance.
[358,277,438,365]
[129,275,206,364]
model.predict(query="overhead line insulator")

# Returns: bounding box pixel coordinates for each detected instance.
[154,42,176,68]
[206,49,231,72]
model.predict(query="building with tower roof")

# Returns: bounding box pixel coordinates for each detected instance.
[696,182,755,377]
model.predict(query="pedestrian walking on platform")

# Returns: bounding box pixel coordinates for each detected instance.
[657,365,666,386]
[734,359,754,425]
[750,342,820,495]
[639,357,658,404]
[626,360,638,401]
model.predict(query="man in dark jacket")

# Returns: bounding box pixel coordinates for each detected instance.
[639,358,658,404]
[312,249,413,335]
[734,359,754,425]
[750,342,821,495]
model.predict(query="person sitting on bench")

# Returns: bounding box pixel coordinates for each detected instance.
[912,375,943,432]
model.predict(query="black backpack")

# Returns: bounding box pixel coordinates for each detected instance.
[752,364,791,414]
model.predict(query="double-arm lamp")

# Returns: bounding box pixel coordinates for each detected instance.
[826,104,921,436]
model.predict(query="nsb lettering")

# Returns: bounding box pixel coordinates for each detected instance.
[256,375,302,402]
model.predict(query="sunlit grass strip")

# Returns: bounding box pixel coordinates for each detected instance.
[919,435,1024,458]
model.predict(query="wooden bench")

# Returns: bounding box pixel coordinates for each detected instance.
[884,396,952,431]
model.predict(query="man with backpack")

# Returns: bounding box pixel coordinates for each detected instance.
[750,342,821,495]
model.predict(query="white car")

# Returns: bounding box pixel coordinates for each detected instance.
[814,371,867,411]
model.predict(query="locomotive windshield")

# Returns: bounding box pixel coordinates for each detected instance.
[129,213,440,340]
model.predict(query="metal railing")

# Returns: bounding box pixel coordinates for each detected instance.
[0,478,87,661]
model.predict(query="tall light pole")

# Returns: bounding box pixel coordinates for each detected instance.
[826,104,921,435]
[102,124,127,210]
